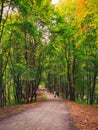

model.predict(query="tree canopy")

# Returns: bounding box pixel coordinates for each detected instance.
[0,0,98,107]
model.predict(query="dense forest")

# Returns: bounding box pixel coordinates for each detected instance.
[0,0,98,107]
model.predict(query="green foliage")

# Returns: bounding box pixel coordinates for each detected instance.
[41,93,47,100]
[0,0,98,107]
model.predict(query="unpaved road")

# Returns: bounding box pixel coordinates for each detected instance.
[0,91,76,130]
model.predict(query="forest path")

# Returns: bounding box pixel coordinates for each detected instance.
[0,91,75,130]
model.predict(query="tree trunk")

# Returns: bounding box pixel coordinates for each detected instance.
[67,58,75,101]
[90,64,97,104]
[0,0,4,107]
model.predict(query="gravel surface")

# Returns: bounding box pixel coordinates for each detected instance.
[0,91,76,130]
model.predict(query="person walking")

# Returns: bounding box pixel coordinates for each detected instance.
[54,91,57,98]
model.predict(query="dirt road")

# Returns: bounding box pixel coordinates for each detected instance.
[0,91,76,130]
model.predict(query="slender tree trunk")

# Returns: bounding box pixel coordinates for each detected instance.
[24,31,29,103]
[90,64,97,104]
[0,0,11,107]
[71,57,76,101]
[67,58,75,101]
[0,54,3,107]
[0,0,4,107]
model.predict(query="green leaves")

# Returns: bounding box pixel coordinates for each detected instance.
[21,20,37,36]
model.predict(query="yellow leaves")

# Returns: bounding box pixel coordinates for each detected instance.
[75,0,88,19]
[75,42,81,49]
[77,0,88,9]
[57,0,75,16]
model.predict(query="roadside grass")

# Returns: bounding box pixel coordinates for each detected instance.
[76,99,98,108]
[41,93,47,100]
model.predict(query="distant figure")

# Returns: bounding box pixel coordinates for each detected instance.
[54,91,57,98]
[56,91,59,97]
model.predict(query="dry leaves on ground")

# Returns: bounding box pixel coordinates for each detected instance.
[67,101,98,130]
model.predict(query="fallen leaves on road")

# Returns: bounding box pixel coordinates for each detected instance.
[67,101,98,130]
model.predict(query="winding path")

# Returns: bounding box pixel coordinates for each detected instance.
[0,91,75,130]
